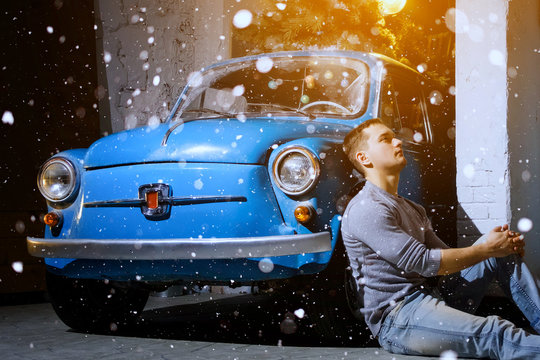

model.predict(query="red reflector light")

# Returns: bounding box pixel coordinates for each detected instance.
[146,191,158,209]
[44,212,60,227]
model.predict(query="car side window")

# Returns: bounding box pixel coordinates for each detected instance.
[379,78,401,132]
[392,77,428,144]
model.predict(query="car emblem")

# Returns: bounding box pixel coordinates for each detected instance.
[138,183,171,220]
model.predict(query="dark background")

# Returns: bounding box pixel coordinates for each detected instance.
[0,0,100,297]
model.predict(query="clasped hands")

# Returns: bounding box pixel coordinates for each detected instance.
[486,224,525,257]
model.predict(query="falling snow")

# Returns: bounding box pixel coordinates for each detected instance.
[11,262,23,273]
[232,85,245,96]
[522,170,531,182]
[148,115,160,129]
[258,258,274,273]
[103,51,112,64]
[445,8,468,34]
[488,50,504,67]
[2,111,14,125]
[232,10,253,29]
[139,50,149,61]
[256,57,273,73]
[468,24,484,43]
[125,114,138,129]
[187,71,203,87]
[429,90,443,105]
[194,179,204,190]
[294,308,305,318]
[517,218,533,233]
[440,350,458,360]
[463,164,475,179]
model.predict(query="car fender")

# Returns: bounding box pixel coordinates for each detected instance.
[267,136,358,266]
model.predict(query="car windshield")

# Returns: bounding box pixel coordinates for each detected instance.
[173,55,370,121]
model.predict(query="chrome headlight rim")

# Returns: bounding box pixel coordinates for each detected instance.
[272,146,321,196]
[37,157,78,203]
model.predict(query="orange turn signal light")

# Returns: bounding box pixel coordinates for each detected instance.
[44,212,61,227]
[146,191,159,209]
[294,205,313,224]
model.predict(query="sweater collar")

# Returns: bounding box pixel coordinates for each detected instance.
[365,180,403,201]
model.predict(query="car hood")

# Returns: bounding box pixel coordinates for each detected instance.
[84,118,352,168]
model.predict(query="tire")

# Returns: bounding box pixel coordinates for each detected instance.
[46,271,149,333]
[300,243,376,345]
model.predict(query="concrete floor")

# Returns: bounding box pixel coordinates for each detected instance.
[0,293,444,360]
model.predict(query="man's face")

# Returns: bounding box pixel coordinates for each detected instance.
[357,123,407,174]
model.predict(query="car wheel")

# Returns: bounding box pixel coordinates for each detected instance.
[46,271,149,333]
[300,244,376,345]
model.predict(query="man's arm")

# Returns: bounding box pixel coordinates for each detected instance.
[437,225,525,275]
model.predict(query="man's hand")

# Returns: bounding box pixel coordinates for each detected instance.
[438,224,525,276]
[483,224,525,258]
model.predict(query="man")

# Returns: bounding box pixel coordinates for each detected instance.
[341,118,540,359]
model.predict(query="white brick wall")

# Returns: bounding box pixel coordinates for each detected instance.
[456,1,539,278]
[456,0,510,248]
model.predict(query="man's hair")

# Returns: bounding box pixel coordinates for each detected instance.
[342,118,386,176]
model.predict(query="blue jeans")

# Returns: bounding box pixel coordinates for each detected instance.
[378,241,540,359]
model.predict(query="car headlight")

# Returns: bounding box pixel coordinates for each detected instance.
[272,146,320,195]
[37,157,78,202]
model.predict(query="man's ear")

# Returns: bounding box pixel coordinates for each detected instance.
[356,151,371,167]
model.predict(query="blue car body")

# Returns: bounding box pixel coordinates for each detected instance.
[28,50,455,287]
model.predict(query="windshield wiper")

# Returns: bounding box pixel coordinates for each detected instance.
[180,108,235,117]
[247,103,316,120]
[163,108,236,146]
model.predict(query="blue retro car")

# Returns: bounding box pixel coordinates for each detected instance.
[28,51,455,338]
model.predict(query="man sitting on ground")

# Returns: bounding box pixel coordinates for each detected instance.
[341,118,540,359]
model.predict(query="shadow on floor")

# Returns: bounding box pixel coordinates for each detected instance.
[4,290,531,348]
[103,292,378,348]
[0,291,49,306]
[87,292,532,348]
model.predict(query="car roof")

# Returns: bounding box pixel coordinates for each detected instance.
[197,50,419,76]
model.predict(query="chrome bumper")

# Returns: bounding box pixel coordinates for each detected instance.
[27,232,331,260]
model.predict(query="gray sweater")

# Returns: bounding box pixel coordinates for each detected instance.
[341,180,449,336]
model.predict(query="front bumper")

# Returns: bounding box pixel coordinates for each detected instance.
[27,232,331,260]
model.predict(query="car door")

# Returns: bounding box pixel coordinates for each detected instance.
[379,68,456,245]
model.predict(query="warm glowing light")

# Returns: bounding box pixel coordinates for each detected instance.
[379,0,407,15]
[44,212,60,227]
[294,205,313,223]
